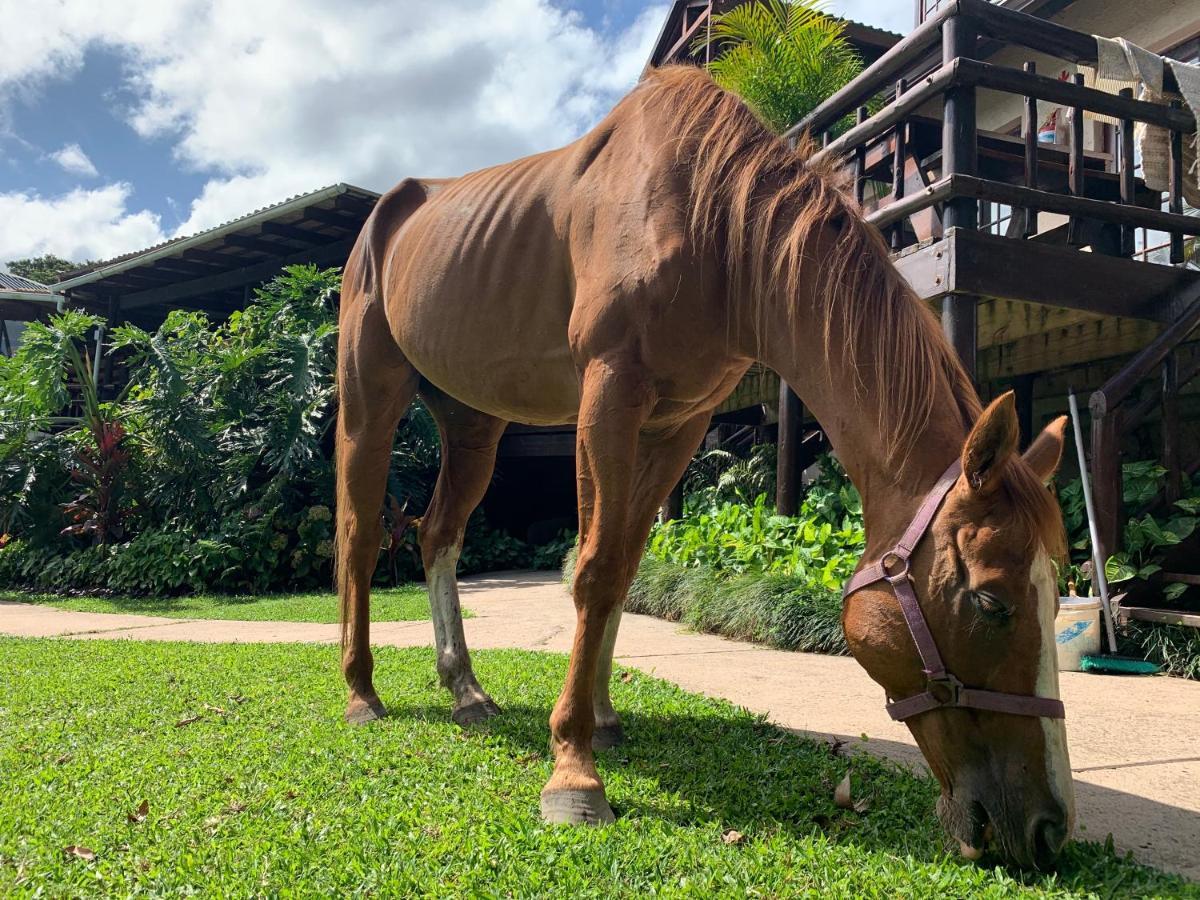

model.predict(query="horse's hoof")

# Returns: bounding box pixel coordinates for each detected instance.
[540,788,616,826]
[452,697,501,727]
[345,695,387,725]
[592,722,625,751]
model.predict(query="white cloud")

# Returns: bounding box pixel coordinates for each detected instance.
[0,184,164,264]
[49,142,98,177]
[0,0,668,257]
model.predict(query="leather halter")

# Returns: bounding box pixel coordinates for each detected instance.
[842,459,1066,723]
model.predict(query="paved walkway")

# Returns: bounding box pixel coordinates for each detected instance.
[3,571,1199,880]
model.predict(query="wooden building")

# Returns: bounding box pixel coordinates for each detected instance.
[652,0,1200,612]
[0,273,60,356]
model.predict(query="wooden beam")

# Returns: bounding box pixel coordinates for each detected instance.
[980,317,1159,380]
[952,175,1200,237]
[301,205,364,229]
[116,238,355,310]
[260,221,333,244]
[224,234,290,255]
[152,258,223,277]
[332,193,376,214]
[183,248,243,266]
[935,228,1198,323]
[1121,606,1200,628]
[975,300,1103,351]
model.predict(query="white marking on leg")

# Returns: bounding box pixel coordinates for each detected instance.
[427,545,487,704]
[593,606,623,728]
[1032,549,1075,832]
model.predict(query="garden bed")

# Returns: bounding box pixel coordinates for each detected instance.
[0,638,1192,897]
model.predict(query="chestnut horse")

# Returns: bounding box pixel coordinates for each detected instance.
[336,66,1074,867]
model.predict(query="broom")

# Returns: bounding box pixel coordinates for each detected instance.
[1066,391,1159,675]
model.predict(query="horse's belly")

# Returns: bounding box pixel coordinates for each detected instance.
[389,281,581,426]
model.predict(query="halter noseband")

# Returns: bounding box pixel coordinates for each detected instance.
[842,459,1066,723]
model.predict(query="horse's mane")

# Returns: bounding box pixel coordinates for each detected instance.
[638,66,1063,556]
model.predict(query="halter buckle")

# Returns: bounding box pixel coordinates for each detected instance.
[926,673,963,707]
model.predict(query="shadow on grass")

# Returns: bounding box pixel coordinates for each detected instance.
[384,697,1196,896]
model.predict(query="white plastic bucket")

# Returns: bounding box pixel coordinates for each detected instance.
[1055,597,1102,672]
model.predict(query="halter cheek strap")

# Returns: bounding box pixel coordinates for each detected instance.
[842,459,1066,723]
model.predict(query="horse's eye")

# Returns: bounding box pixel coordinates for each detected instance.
[972,591,1011,618]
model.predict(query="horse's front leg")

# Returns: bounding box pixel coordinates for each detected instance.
[590,410,713,751]
[540,361,652,825]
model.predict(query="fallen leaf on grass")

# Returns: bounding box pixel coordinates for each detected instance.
[55,753,73,765]
[853,798,870,814]
[202,703,226,716]
[127,800,149,823]
[834,771,853,809]
[283,790,298,800]
[63,845,95,861]
[223,801,246,815]
[722,830,744,845]
[227,694,247,704]
[619,671,633,683]
[174,715,202,728]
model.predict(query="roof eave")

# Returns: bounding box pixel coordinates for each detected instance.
[54,183,372,293]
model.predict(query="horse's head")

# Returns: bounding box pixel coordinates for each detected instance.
[844,393,1073,868]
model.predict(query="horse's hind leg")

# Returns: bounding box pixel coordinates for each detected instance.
[418,385,508,726]
[337,302,418,725]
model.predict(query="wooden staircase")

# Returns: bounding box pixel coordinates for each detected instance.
[1090,281,1200,623]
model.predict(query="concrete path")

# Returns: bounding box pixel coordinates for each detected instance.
[3,571,1198,880]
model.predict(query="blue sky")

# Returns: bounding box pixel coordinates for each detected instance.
[0,0,911,269]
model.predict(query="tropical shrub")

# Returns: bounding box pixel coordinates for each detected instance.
[682,442,777,512]
[1058,460,1198,600]
[696,0,864,135]
[650,454,862,590]
[0,265,560,596]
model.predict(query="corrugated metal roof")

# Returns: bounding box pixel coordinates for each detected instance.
[0,272,51,294]
[55,182,379,284]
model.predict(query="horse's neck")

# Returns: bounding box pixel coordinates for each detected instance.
[747,251,969,554]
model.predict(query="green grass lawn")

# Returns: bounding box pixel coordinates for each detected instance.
[0,640,1192,898]
[0,584,438,623]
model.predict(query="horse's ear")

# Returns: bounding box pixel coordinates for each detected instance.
[1022,415,1067,484]
[962,392,1019,494]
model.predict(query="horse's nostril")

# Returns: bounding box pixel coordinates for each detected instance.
[1032,815,1068,868]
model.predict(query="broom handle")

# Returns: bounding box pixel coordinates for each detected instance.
[1068,390,1120,653]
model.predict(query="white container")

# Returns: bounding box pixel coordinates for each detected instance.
[1055,596,1102,672]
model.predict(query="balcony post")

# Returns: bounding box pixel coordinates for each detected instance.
[940,14,978,378]
[776,379,803,516]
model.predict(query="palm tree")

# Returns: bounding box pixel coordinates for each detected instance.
[694,0,863,135]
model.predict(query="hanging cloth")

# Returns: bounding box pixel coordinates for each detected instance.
[1083,36,1200,207]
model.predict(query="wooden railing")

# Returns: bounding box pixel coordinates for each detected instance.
[789,0,1198,273]
[1089,287,1200,563]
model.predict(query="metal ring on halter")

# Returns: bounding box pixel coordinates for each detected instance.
[926,674,962,706]
[880,551,910,583]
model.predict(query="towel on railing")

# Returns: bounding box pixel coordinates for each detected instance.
[1083,36,1200,209]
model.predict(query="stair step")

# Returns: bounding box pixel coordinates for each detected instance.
[1121,606,1200,629]
[1161,572,1200,586]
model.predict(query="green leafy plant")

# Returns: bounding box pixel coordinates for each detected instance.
[652,453,862,590]
[695,0,864,135]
